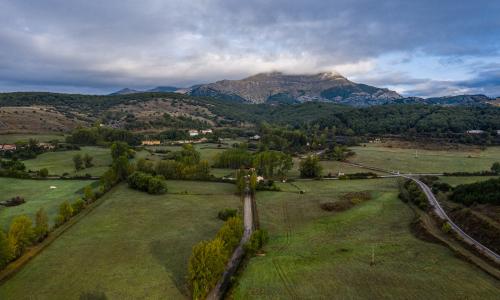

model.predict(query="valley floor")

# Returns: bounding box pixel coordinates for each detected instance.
[0,181,239,299]
[233,179,500,299]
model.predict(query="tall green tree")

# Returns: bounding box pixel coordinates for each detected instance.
[299,155,322,178]
[7,215,34,258]
[34,208,49,242]
[111,142,129,161]
[0,229,12,269]
[73,154,83,171]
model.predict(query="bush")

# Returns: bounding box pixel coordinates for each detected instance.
[38,168,49,178]
[245,229,269,254]
[72,198,86,215]
[217,208,237,221]
[442,222,452,233]
[127,171,167,194]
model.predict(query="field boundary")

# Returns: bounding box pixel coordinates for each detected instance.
[207,185,256,300]
[0,185,117,285]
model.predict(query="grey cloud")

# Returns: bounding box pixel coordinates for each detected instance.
[0,0,499,94]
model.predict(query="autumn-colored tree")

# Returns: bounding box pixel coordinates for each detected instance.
[7,215,34,258]
[34,208,49,242]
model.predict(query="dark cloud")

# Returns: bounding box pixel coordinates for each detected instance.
[0,0,499,95]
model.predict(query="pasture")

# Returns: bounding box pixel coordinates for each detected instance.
[0,181,239,299]
[438,176,500,186]
[233,179,500,299]
[0,178,95,229]
[349,144,500,173]
[23,146,112,176]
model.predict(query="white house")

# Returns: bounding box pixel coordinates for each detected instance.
[201,129,213,135]
[466,130,485,134]
[188,130,199,137]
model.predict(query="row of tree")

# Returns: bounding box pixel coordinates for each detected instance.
[188,216,243,299]
[0,209,48,270]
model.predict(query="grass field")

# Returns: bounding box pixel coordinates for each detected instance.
[0,178,95,229]
[23,146,112,176]
[0,181,240,299]
[289,158,383,178]
[349,144,500,173]
[233,179,500,299]
[438,176,499,186]
[0,133,67,144]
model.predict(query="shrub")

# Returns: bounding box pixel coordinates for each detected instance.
[72,198,86,215]
[245,229,269,254]
[83,186,95,202]
[38,168,49,178]
[217,208,237,221]
[442,222,452,233]
[127,171,167,194]
[83,153,94,168]
[73,154,83,171]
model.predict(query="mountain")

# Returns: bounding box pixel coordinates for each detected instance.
[147,86,179,93]
[110,86,181,95]
[189,72,403,106]
[110,88,141,95]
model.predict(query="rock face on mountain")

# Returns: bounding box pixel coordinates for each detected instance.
[189,72,403,105]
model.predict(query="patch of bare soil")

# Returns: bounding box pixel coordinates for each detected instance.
[320,191,372,212]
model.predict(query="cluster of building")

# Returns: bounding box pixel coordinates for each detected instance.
[188,129,213,137]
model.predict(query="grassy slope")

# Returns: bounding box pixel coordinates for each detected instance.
[0,133,67,144]
[349,144,500,173]
[0,178,95,229]
[0,181,239,299]
[233,179,500,299]
[23,146,112,176]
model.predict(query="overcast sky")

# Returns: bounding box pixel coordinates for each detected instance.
[0,0,499,97]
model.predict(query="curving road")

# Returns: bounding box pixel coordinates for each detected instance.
[346,161,500,264]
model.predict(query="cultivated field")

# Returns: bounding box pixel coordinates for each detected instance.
[23,146,112,176]
[0,181,240,299]
[349,144,500,173]
[0,178,95,229]
[233,179,500,299]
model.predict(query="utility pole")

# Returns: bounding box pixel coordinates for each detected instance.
[370,246,375,266]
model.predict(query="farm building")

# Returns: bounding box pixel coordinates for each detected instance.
[141,140,161,146]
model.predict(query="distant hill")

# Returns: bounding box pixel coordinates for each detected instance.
[423,94,492,106]
[147,86,179,93]
[110,86,180,95]
[110,88,141,95]
[189,72,403,106]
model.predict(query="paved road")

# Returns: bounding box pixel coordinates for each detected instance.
[346,161,500,264]
[405,175,500,264]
